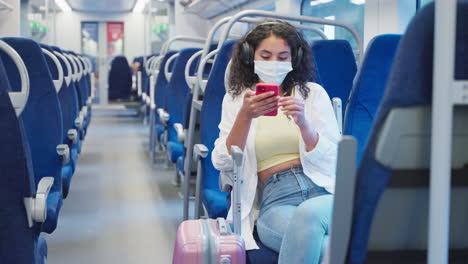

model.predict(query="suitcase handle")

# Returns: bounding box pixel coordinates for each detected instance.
[217,217,229,236]
[231,146,244,236]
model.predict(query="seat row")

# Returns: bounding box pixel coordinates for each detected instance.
[131,11,396,263]
[0,38,94,264]
[137,3,467,263]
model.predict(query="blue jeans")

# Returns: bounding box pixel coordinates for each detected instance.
[256,165,333,264]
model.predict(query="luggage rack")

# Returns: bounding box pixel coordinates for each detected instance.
[0,0,13,11]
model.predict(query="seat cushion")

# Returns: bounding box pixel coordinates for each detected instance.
[36,235,48,264]
[43,191,63,233]
[167,141,184,163]
[62,164,73,198]
[155,124,165,140]
[70,146,79,172]
[176,155,185,174]
[202,188,229,219]
[247,228,279,264]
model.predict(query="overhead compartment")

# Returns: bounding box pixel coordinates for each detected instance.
[182,0,253,19]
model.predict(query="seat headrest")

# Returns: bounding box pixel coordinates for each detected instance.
[311,39,357,104]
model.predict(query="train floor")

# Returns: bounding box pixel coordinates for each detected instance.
[46,104,184,264]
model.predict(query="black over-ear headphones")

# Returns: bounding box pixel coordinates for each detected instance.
[240,21,304,68]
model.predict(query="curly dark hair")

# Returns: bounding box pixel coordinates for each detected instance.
[228,20,316,98]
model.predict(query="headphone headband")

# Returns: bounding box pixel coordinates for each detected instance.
[243,21,303,43]
[241,20,304,68]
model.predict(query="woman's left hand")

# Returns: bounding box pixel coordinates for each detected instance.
[279,96,308,128]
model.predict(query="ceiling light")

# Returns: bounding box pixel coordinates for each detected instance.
[133,0,150,13]
[350,0,365,5]
[55,0,71,12]
[310,0,335,7]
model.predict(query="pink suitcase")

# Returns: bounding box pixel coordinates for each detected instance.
[172,218,245,264]
[173,146,245,264]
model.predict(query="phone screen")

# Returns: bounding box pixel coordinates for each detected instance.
[255,83,279,116]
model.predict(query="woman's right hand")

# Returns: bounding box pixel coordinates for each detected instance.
[239,90,280,119]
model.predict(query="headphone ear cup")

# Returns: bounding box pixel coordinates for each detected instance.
[241,42,253,65]
[294,47,303,69]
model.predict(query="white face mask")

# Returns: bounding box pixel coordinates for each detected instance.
[254,60,293,85]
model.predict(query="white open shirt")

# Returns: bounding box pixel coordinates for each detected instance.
[211,82,340,250]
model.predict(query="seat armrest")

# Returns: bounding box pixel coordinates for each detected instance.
[56,144,70,164]
[230,145,244,235]
[323,136,357,264]
[67,129,78,144]
[24,177,54,227]
[332,97,343,135]
[174,123,185,142]
[157,108,170,125]
[74,114,83,130]
[193,144,208,161]
[82,106,88,118]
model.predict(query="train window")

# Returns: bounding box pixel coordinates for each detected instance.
[301,0,365,53]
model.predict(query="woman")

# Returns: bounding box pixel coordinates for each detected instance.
[212,20,340,263]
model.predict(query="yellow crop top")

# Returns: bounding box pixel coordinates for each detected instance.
[255,109,300,172]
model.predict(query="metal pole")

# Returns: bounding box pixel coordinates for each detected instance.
[217,10,363,64]
[428,1,457,263]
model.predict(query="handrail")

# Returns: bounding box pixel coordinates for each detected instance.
[54,51,72,87]
[41,48,64,93]
[197,48,219,93]
[160,35,206,56]
[85,57,93,73]
[184,49,204,90]
[145,55,157,72]
[164,53,179,82]
[71,55,83,81]
[0,40,30,117]
[149,56,163,75]
[65,53,78,82]
[200,16,328,65]
[217,10,363,63]
[78,56,88,75]
[239,17,328,41]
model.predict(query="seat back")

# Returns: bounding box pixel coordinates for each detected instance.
[64,51,85,111]
[0,55,37,264]
[0,37,63,234]
[166,48,201,144]
[108,55,132,100]
[199,40,237,217]
[311,39,357,113]
[70,51,90,106]
[343,34,401,164]
[52,47,80,131]
[154,51,178,116]
[41,44,72,143]
[347,2,468,263]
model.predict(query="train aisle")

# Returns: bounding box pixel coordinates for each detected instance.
[46,105,181,264]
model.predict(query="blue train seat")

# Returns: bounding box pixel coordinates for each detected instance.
[327,2,468,263]
[152,51,178,146]
[0,44,55,264]
[53,47,83,158]
[198,40,237,218]
[166,48,201,164]
[0,38,64,234]
[343,34,401,164]
[41,44,80,198]
[0,54,38,264]
[311,39,357,113]
[109,55,132,100]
